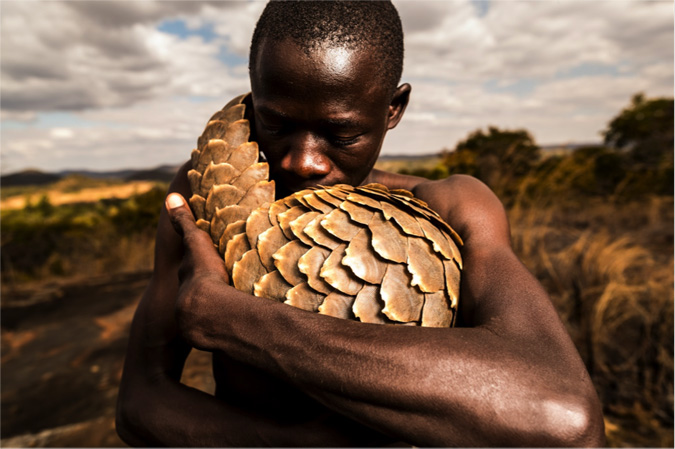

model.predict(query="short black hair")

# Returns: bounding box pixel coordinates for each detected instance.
[249,0,404,94]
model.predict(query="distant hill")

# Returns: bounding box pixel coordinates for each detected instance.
[124,167,178,183]
[540,142,603,151]
[58,169,136,179]
[378,153,443,160]
[1,165,181,187]
[1,170,62,187]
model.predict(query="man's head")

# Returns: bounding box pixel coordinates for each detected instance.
[249,0,404,97]
[247,1,411,198]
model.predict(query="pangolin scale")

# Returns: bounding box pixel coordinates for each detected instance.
[187,94,463,327]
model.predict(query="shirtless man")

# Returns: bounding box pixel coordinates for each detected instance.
[116,2,605,446]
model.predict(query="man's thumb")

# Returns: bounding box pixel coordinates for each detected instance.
[165,193,195,237]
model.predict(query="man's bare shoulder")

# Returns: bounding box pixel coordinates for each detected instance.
[410,174,509,244]
[370,169,489,198]
[367,168,426,191]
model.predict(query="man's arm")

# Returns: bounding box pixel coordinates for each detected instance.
[116,161,248,446]
[116,162,380,447]
[166,174,605,447]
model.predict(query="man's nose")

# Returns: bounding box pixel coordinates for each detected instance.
[280,133,331,179]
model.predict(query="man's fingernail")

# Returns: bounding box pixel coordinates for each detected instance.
[167,193,184,209]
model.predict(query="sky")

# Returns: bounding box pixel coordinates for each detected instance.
[1,0,673,174]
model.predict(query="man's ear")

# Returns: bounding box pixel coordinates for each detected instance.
[387,83,411,130]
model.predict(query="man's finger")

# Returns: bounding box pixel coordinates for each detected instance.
[165,193,198,238]
[165,193,213,249]
[165,192,227,279]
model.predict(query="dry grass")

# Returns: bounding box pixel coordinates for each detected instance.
[1,181,156,210]
[509,196,674,447]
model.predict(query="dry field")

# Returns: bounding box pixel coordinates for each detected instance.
[1,181,157,210]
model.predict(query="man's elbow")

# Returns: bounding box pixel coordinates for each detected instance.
[115,414,137,447]
[116,384,148,447]
[116,391,135,446]
[541,394,606,447]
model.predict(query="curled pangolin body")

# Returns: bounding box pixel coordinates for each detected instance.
[188,94,463,327]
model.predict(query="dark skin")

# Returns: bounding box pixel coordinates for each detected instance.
[116,38,605,447]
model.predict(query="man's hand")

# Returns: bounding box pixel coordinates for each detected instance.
[165,193,229,284]
[165,193,231,349]
[119,164,394,447]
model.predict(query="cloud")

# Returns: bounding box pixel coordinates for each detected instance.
[1,95,235,172]
[0,1,253,114]
[0,0,673,173]
[388,0,673,152]
[398,0,673,83]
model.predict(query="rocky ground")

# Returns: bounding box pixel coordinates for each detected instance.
[1,271,214,447]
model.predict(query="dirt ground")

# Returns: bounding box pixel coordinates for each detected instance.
[1,271,215,447]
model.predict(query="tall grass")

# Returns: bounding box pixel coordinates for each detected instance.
[509,196,674,447]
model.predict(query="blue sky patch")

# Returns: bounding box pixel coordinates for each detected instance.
[1,112,123,130]
[471,0,490,18]
[158,19,217,43]
[217,45,248,67]
[187,95,215,103]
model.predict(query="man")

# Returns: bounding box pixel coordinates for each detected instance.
[116,2,605,446]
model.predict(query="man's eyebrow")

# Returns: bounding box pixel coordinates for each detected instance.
[322,117,362,128]
[255,105,289,119]
[256,105,363,129]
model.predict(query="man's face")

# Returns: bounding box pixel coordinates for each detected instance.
[250,39,406,198]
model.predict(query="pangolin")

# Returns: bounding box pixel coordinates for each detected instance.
[187,94,463,327]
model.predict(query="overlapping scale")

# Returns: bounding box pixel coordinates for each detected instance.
[188,94,463,327]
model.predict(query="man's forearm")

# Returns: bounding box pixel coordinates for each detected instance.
[117,286,386,447]
[117,368,395,447]
[179,260,603,447]
[165,180,604,447]
[118,373,269,447]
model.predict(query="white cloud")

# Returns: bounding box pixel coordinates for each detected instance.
[50,128,75,139]
[210,2,267,56]
[398,0,673,82]
[1,94,248,172]
[0,1,252,113]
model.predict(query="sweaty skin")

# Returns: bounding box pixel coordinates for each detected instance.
[116,39,605,447]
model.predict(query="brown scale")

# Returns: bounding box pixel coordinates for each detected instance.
[187,94,463,327]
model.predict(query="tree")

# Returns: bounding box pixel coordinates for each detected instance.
[603,93,674,169]
[444,126,540,197]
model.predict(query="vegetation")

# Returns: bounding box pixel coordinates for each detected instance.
[604,93,673,169]
[509,198,673,447]
[403,93,674,447]
[0,93,672,447]
[1,183,167,283]
[446,126,540,198]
